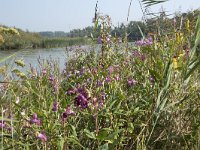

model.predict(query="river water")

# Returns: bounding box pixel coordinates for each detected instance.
[0,43,129,80]
[0,47,67,70]
[0,46,92,80]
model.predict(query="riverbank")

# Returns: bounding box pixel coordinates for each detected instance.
[0,25,92,50]
[0,36,91,50]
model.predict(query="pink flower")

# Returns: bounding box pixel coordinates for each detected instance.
[108,66,114,74]
[30,113,41,126]
[105,76,112,83]
[52,101,59,111]
[149,76,155,83]
[0,120,5,128]
[92,68,97,74]
[135,37,153,46]
[62,106,75,120]
[42,69,47,75]
[48,75,54,82]
[37,132,47,142]
[127,79,137,86]
[114,74,121,81]
[66,88,76,95]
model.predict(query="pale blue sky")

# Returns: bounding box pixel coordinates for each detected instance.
[0,0,199,32]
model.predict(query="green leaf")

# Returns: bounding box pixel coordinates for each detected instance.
[99,143,109,150]
[149,69,161,81]
[96,128,111,141]
[127,123,134,133]
[70,125,78,137]
[84,129,96,139]
[141,0,168,7]
[137,24,145,39]
[57,137,65,150]
[0,53,16,63]
[184,58,200,80]
[107,129,123,140]
[67,136,85,149]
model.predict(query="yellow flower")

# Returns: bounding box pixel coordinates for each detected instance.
[0,27,19,35]
[176,32,184,44]
[186,19,190,31]
[178,53,185,59]
[0,27,9,33]
[173,58,178,69]
[9,28,19,35]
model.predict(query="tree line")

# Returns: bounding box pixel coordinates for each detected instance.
[1,9,198,50]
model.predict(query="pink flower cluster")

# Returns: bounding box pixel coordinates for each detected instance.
[135,37,153,46]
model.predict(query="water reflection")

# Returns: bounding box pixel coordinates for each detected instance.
[0,45,98,80]
[0,47,72,80]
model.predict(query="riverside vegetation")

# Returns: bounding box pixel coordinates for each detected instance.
[0,2,200,150]
[0,26,91,50]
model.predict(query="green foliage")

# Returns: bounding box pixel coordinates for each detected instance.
[0,27,42,50]
[0,26,19,46]
[0,7,200,150]
[141,0,169,7]
[111,21,147,41]
[39,26,99,38]
[0,26,91,50]
[41,37,91,48]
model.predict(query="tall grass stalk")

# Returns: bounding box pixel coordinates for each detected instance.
[1,107,3,150]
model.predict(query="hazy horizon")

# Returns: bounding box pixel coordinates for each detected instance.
[0,0,200,32]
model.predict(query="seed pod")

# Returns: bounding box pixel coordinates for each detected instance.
[15,59,25,67]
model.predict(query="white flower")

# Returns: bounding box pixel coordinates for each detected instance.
[21,111,25,116]
[16,97,20,104]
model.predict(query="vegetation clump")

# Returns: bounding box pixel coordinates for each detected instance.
[0,5,200,150]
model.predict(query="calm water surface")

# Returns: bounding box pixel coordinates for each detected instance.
[0,45,92,66]
[0,47,67,70]
[0,46,92,80]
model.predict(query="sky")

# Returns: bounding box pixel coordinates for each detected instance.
[0,0,200,32]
